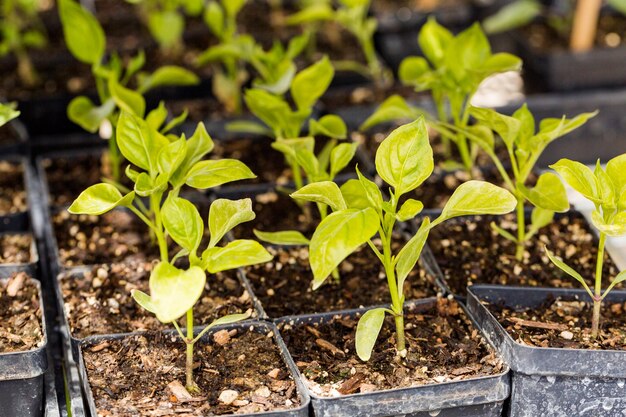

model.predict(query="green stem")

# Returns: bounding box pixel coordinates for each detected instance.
[591,232,606,339]
[185,308,195,392]
[434,95,451,158]
[108,136,121,182]
[515,195,526,261]
[150,193,169,262]
[318,203,340,282]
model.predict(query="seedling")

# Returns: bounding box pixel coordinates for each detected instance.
[69,112,270,391]
[361,19,521,172]
[300,117,516,360]
[483,0,626,51]
[198,0,308,114]
[0,102,19,127]
[59,0,199,180]
[547,155,626,339]
[0,0,47,86]
[443,105,596,260]
[286,0,390,85]
[126,0,203,55]
[236,56,354,197]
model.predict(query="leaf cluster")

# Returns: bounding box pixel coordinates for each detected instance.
[0,0,47,57]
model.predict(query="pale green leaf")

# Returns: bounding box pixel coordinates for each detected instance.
[58,0,105,65]
[68,183,135,215]
[591,210,626,237]
[330,142,358,179]
[67,97,115,133]
[395,218,430,299]
[162,197,203,253]
[291,56,334,111]
[202,240,273,273]
[520,172,569,212]
[355,308,386,361]
[544,247,593,297]
[253,230,310,245]
[116,111,169,173]
[208,198,255,247]
[309,115,347,139]
[396,199,424,221]
[291,181,347,212]
[185,159,256,189]
[550,159,601,203]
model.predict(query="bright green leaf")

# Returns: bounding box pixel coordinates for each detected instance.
[68,183,135,215]
[355,308,386,361]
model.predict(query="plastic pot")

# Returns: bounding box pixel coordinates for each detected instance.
[0,277,48,417]
[77,321,310,417]
[0,229,38,279]
[277,298,510,417]
[513,30,626,92]
[467,285,626,417]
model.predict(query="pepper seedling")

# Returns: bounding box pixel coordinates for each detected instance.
[286,0,391,85]
[547,155,626,339]
[125,0,203,56]
[361,19,521,172]
[59,0,200,181]
[442,104,596,260]
[0,0,47,86]
[68,112,271,392]
[298,117,516,360]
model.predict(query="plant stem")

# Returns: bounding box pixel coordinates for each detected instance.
[434,94,451,158]
[108,137,121,182]
[317,203,340,282]
[591,232,606,339]
[515,195,526,261]
[380,220,405,354]
[185,308,196,392]
[150,193,169,262]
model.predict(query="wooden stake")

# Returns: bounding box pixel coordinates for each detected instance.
[570,0,603,52]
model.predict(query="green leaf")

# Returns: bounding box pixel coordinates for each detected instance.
[291,56,334,111]
[520,172,569,212]
[550,159,600,203]
[140,66,200,92]
[58,0,105,65]
[535,112,598,148]
[483,0,541,34]
[544,247,593,297]
[355,308,386,361]
[470,106,521,150]
[204,1,224,35]
[223,0,246,17]
[591,210,626,237]
[146,101,168,131]
[208,198,255,247]
[162,197,203,254]
[309,115,347,139]
[202,240,273,273]
[595,161,617,207]
[330,143,358,179]
[185,159,256,189]
[68,183,135,215]
[254,230,310,245]
[433,181,517,226]
[417,17,453,67]
[398,56,431,86]
[157,137,187,178]
[0,103,19,127]
[131,262,206,323]
[375,118,433,196]
[512,103,535,145]
[285,4,334,25]
[607,153,626,197]
[480,53,522,76]
[109,78,146,117]
[491,221,517,242]
[134,172,168,197]
[147,10,183,50]
[170,123,215,187]
[527,207,554,238]
[609,0,626,14]
[396,199,424,221]
[604,269,626,295]
[357,168,383,211]
[340,179,373,210]
[116,111,168,174]
[395,218,430,300]
[309,208,379,289]
[226,120,273,137]
[67,97,115,133]
[360,95,425,132]
[291,181,347,212]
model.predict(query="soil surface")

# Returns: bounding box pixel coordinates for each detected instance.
[524,14,626,52]
[279,297,504,396]
[53,210,159,268]
[0,123,23,148]
[0,161,27,215]
[83,329,301,415]
[243,240,439,318]
[373,0,469,15]
[60,261,253,339]
[427,212,620,295]
[321,83,422,112]
[486,295,626,350]
[0,273,44,353]
[0,233,32,264]
[229,189,321,240]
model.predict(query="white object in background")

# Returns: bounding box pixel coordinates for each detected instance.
[471,71,525,109]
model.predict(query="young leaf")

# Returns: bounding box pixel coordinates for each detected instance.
[340,179,375,210]
[330,143,358,179]
[116,111,168,174]
[527,207,554,238]
[58,0,105,65]
[68,183,135,215]
[550,159,600,203]
[309,208,379,289]
[157,138,188,178]
[519,172,569,212]
[375,118,433,196]
[395,218,430,299]
[396,199,424,221]
[544,247,593,298]
[162,197,204,254]
[170,123,215,187]
[470,106,520,150]
[359,95,424,132]
[309,115,347,139]
[591,210,626,237]
[185,159,256,189]
[355,308,386,361]
[139,66,200,92]
[398,57,430,86]
[202,240,273,273]
[417,17,453,67]
[291,56,334,111]
[208,198,255,247]
[131,262,206,323]
[433,181,517,226]
[291,181,347,212]
[109,78,146,117]
[134,172,168,196]
[67,97,115,133]
[253,230,310,245]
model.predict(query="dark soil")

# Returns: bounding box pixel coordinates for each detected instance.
[427,212,620,295]
[372,0,469,15]
[486,295,626,350]
[279,297,504,396]
[53,210,159,268]
[0,233,32,264]
[320,83,423,112]
[60,261,253,339]
[524,14,626,52]
[0,123,23,148]
[229,189,321,240]
[0,161,27,215]
[243,240,439,318]
[83,329,301,415]
[0,273,44,353]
